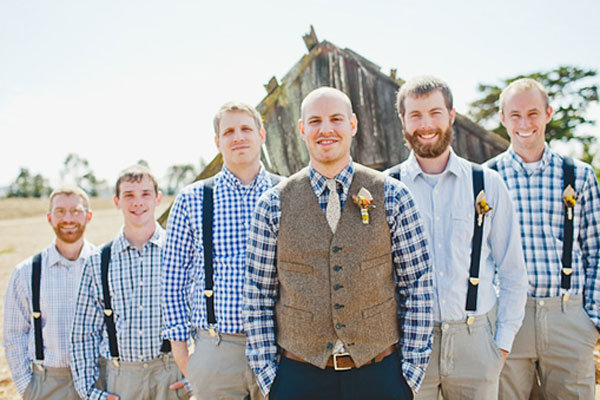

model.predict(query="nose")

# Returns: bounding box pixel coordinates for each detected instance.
[420,115,434,130]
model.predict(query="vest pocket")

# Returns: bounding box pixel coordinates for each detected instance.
[279,305,314,322]
[278,261,313,274]
[362,297,396,319]
[359,254,390,271]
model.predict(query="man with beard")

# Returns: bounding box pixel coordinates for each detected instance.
[3,186,97,399]
[385,76,528,399]
[489,79,600,400]
[244,87,434,399]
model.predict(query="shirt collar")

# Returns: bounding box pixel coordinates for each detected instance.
[220,164,267,190]
[48,239,96,267]
[113,222,165,253]
[404,147,463,181]
[309,160,354,198]
[507,143,551,174]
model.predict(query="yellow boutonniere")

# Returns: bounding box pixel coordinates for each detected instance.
[562,184,578,220]
[352,187,375,224]
[475,190,492,226]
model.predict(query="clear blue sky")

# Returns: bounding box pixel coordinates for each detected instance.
[1,0,599,189]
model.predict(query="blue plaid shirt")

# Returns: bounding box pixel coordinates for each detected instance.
[488,145,600,328]
[244,161,434,395]
[162,166,277,341]
[70,225,166,400]
[3,241,96,396]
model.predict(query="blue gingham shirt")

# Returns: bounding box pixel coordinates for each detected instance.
[71,224,166,400]
[3,241,96,396]
[244,161,434,395]
[391,149,528,351]
[162,166,277,341]
[488,145,600,328]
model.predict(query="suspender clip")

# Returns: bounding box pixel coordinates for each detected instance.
[32,360,44,372]
[112,357,120,367]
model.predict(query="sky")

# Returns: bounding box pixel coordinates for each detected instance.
[1,0,599,190]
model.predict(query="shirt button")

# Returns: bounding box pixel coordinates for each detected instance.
[436,216,440,221]
[442,323,449,331]
[139,330,143,336]
[139,281,144,286]
[439,271,444,277]
[437,244,442,249]
[138,305,144,311]
[441,300,446,305]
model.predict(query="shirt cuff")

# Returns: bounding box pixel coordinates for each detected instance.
[88,386,110,400]
[402,360,426,393]
[495,326,516,353]
[256,362,278,397]
[163,325,190,342]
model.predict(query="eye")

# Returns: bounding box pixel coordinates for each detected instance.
[308,118,321,125]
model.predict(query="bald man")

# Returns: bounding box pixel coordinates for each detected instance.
[243,87,434,399]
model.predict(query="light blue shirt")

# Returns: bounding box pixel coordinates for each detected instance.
[390,149,528,351]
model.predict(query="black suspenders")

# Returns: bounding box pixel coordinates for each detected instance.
[202,172,281,336]
[489,156,575,292]
[388,164,486,315]
[100,241,171,364]
[31,253,44,364]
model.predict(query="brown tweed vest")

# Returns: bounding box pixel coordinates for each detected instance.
[276,163,399,369]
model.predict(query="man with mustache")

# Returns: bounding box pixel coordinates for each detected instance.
[386,76,528,399]
[488,79,600,400]
[244,87,434,399]
[3,186,97,399]
[71,165,185,400]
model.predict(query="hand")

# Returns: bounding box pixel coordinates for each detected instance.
[500,349,509,361]
[169,380,190,397]
[106,394,120,400]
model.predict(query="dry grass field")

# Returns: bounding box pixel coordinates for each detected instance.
[0,196,172,399]
[1,197,599,399]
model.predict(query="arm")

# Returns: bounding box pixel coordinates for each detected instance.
[162,192,195,343]
[2,263,33,396]
[243,190,280,398]
[70,256,110,400]
[487,172,528,352]
[386,179,434,393]
[580,166,600,329]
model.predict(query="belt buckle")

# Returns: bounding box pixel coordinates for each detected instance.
[333,352,352,371]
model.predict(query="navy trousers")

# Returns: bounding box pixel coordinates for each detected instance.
[269,350,413,400]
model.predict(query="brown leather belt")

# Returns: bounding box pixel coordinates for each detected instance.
[283,345,395,371]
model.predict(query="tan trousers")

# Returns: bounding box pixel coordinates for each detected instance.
[186,330,264,400]
[104,355,186,400]
[22,366,79,400]
[499,295,598,400]
[415,312,505,399]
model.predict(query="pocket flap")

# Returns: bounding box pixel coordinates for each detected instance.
[362,297,396,319]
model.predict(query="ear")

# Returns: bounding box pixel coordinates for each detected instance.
[214,134,220,150]
[398,113,405,126]
[545,105,553,123]
[259,126,266,144]
[298,119,306,140]
[350,113,358,136]
[156,190,163,204]
[86,210,93,223]
[449,108,456,126]
[499,110,507,127]
[47,212,52,224]
[113,195,120,208]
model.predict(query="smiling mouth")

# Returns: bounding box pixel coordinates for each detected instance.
[317,138,338,146]
[516,131,535,138]
[130,210,147,216]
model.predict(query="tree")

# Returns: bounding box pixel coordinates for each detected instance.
[7,167,52,198]
[468,66,599,175]
[165,164,197,195]
[59,153,107,196]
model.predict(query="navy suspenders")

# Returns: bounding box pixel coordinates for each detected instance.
[100,241,171,363]
[31,253,44,364]
[202,172,281,336]
[388,164,487,314]
[489,156,575,292]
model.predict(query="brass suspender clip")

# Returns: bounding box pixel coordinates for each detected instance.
[112,357,120,367]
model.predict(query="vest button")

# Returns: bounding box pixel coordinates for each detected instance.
[327,342,333,350]
[336,323,342,329]
[332,246,341,253]
[334,304,343,310]
[333,265,341,271]
[333,284,342,291]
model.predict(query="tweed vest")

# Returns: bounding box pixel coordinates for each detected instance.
[276,163,399,369]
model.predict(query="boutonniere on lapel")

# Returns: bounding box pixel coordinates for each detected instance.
[475,190,492,227]
[352,187,375,224]
[562,184,578,220]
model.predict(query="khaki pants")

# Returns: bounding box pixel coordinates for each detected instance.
[415,312,504,399]
[23,366,79,400]
[105,355,186,400]
[186,330,264,400]
[499,295,598,400]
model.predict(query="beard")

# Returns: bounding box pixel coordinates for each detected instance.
[53,222,86,244]
[404,124,453,158]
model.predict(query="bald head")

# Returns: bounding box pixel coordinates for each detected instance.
[301,87,353,121]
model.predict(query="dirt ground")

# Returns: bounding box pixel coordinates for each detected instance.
[0,197,599,399]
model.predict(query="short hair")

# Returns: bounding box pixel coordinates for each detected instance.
[300,87,353,120]
[396,75,453,117]
[48,186,90,211]
[115,164,158,197]
[212,102,263,136]
[499,78,549,113]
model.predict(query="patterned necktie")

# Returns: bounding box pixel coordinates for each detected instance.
[326,179,341,233]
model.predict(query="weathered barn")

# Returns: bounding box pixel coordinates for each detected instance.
[257,26,508,176]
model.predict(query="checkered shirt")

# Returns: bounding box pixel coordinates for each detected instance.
[2,241,96,396]
[162,166,277,341]
[489,145,600,328]
[244,161,434,396]
[70,225,166,400]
